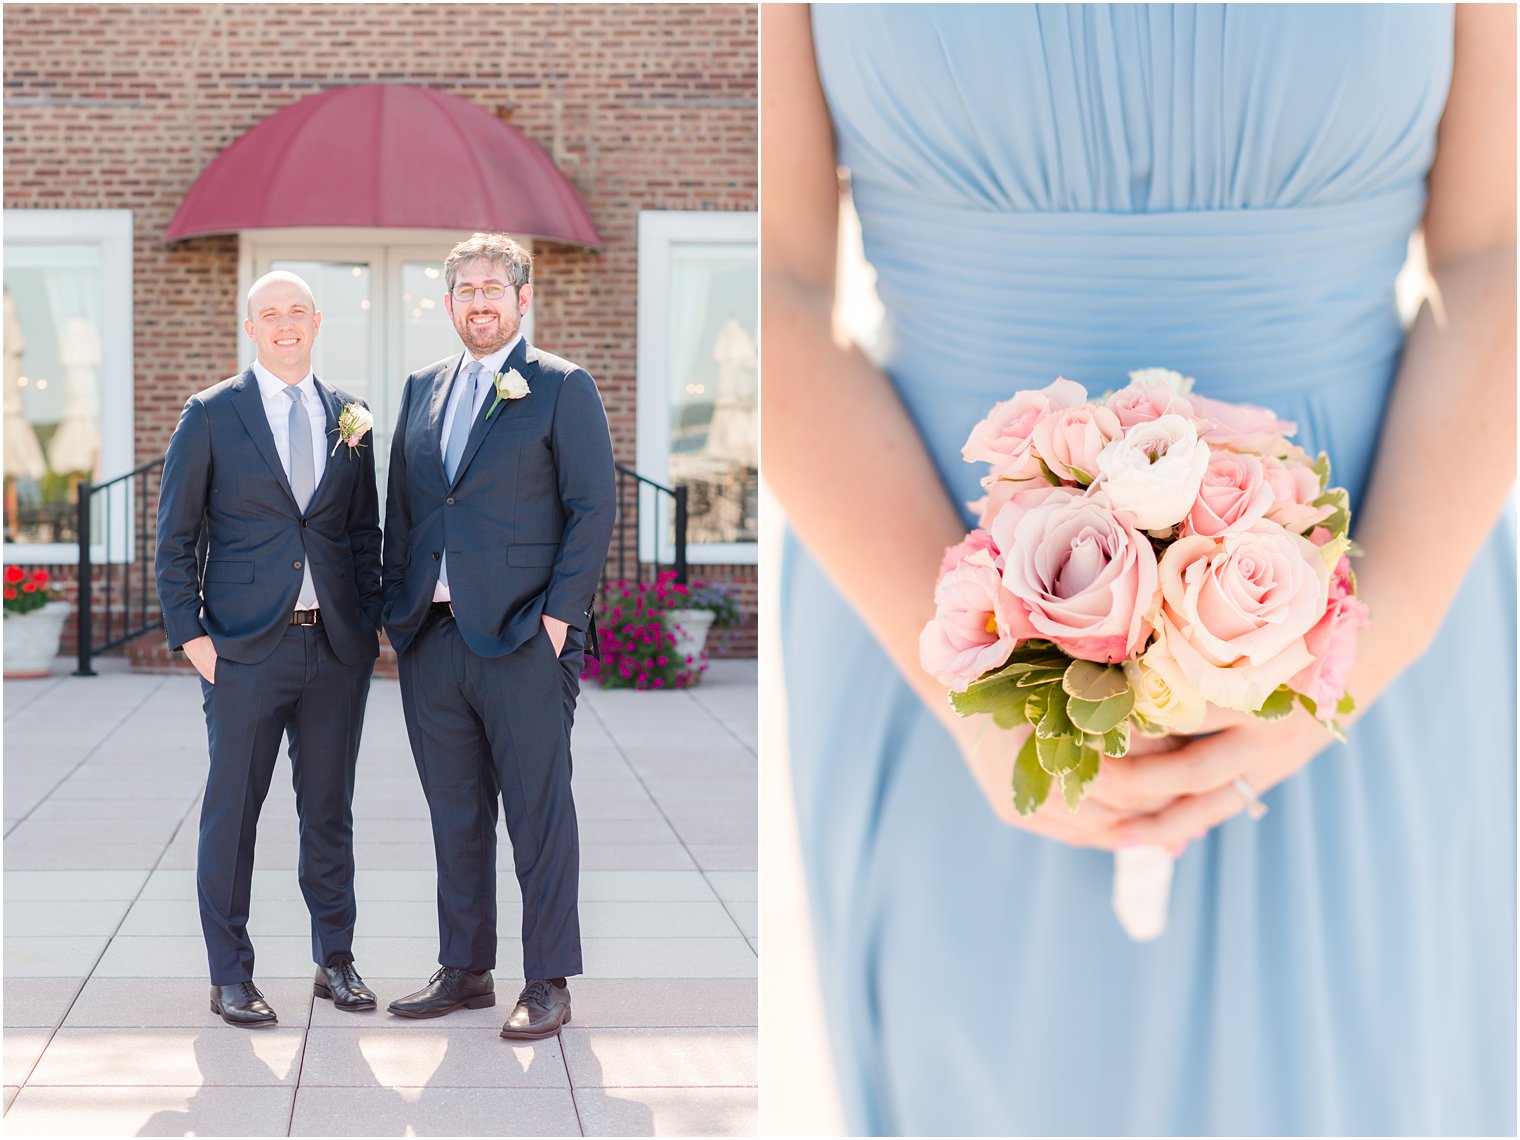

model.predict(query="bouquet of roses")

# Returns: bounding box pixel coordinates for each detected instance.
[920,369,1368,939]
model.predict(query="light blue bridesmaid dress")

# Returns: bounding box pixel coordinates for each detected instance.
[780,6,1516,1135]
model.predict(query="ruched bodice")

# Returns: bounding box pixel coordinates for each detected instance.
[782,6,1514,1135]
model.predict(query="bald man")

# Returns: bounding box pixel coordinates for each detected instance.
[156,272,383,1026]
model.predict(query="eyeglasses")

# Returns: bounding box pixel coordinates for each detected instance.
[451,283,515,302]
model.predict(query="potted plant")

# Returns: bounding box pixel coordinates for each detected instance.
[584,574,707,690]
[665,580,741,662]
[3,566,71,679]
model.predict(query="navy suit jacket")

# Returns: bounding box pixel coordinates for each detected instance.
[155,369,383,666]
[382,339,616,658]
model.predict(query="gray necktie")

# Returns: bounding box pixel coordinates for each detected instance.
[284,386,318,607]
[445,361,483,483]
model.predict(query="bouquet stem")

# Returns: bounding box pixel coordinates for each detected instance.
[1112,846,1175,941]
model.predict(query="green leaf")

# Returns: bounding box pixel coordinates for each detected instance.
[1036,688,1075,739]
[1254,685,1296,721]
[1022,685,1053,727]
[1311,450,1332,492]
[1066,464,1094,485]
[1060,744,1102,811]
[1296,692,1319,718]
[1313,485,1351,541]
[949,678,1023,720]
[1012,731,1052,816]
[1102,720,1131,758]
[1067,691,1135,735]
[1036,730,1084,776]
[1062,659,1130,701]
[1336,694,1356,716]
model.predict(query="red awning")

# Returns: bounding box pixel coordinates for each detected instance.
[165,84,600,248]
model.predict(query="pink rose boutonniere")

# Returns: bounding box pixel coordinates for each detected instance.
[330,402,374,459]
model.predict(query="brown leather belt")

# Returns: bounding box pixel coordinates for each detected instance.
[290,609,321,626]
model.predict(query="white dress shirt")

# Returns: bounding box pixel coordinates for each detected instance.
[253,360,326,610]
[434,334,522,603]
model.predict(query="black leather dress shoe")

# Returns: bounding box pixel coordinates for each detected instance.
[387,967,494,1019]
[210,981,278,1027]
[314,957,377,1011]
[499,979,571,1040]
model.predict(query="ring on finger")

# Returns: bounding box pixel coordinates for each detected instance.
[1232,777,1268,821]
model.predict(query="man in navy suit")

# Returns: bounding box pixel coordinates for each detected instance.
[382,233,615,1039]
[156,271,382,1026]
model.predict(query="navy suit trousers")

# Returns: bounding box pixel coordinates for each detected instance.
[397,609,584,979]
[198,623,372,985]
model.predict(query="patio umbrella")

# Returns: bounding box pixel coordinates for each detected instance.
[3,289,47,482]
[46,313,102,476]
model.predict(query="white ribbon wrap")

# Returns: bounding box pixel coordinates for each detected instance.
[1112,846,1176,941]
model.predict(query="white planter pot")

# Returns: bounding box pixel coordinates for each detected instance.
[664,608,717,668]
[4,600,72,679]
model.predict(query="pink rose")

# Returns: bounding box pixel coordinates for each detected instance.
[1189,393,1297,454]
[1031,403,1123,483]
[1289,556,1369,718]
[989,486,1159,663]
[919,549,1030,691]
[1157,526,1331,711]
[1185,448,1274,538]
[1107,381,1196,429]
[962,377,1087,480]
[937,528,997,579]
[1262,453,1334,534]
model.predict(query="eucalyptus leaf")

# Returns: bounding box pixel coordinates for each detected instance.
[1062,659,1130,701]
[1102,720,1131,758]
[1254,686,1296,721]
[1015,668,1071,688]
[1036,730,1084,776]
[1067,691,1135,735]
[1061,744,1102,812]
[950,678,1028,721]
[1036,688,1075,739]
[1012,731,1052,816]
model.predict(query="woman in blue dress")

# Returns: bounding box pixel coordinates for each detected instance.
[762,5,1515,1135]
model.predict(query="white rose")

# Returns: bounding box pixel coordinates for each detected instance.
[1125,367,1195,396]
[1095,414,1210,530]
[497,368,531,400]
[1124,632,1207,733]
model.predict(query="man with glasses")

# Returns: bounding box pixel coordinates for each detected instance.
[381,233,615,1040]
[156,271,382,1026]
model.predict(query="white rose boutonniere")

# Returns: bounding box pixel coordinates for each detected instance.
[330,402,374,458]
[486,367,530,420]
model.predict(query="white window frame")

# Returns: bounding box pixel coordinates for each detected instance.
[3,209,135,566]
[635,209,759,567]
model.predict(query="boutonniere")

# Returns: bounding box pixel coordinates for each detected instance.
[329,401,374,458]
[486,368,530,420]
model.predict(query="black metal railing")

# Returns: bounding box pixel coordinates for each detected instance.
[613,464,688,586]
[75,456,164,676]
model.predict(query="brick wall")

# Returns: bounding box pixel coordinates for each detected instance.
[3,2,758,661]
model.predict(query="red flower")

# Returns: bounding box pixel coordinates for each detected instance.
[3,566,23,585]
[3,587,15,600]
[21,582,36,593]
[32,570,50,587]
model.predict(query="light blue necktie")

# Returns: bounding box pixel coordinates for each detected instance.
[284,386,318,608]
[445,361,483,483]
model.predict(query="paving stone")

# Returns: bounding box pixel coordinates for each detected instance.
[290,1086,580,1136]
[576,1086,759,1137]
[3,1086,294,1136]
[63,977,315,1029]
[26,1027,305,1086]
[4,1029,52,1086]
[298,1026,568,1088]
[3,978,85,1029]
[562,1026,757,1087]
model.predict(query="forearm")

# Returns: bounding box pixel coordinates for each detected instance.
[763,271,967,728]
[1345,243,1516,713]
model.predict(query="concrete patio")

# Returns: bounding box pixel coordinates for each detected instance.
[3,657,757,1137]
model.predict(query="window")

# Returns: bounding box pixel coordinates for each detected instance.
[3,209,134,564]
[636,211,759,565]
